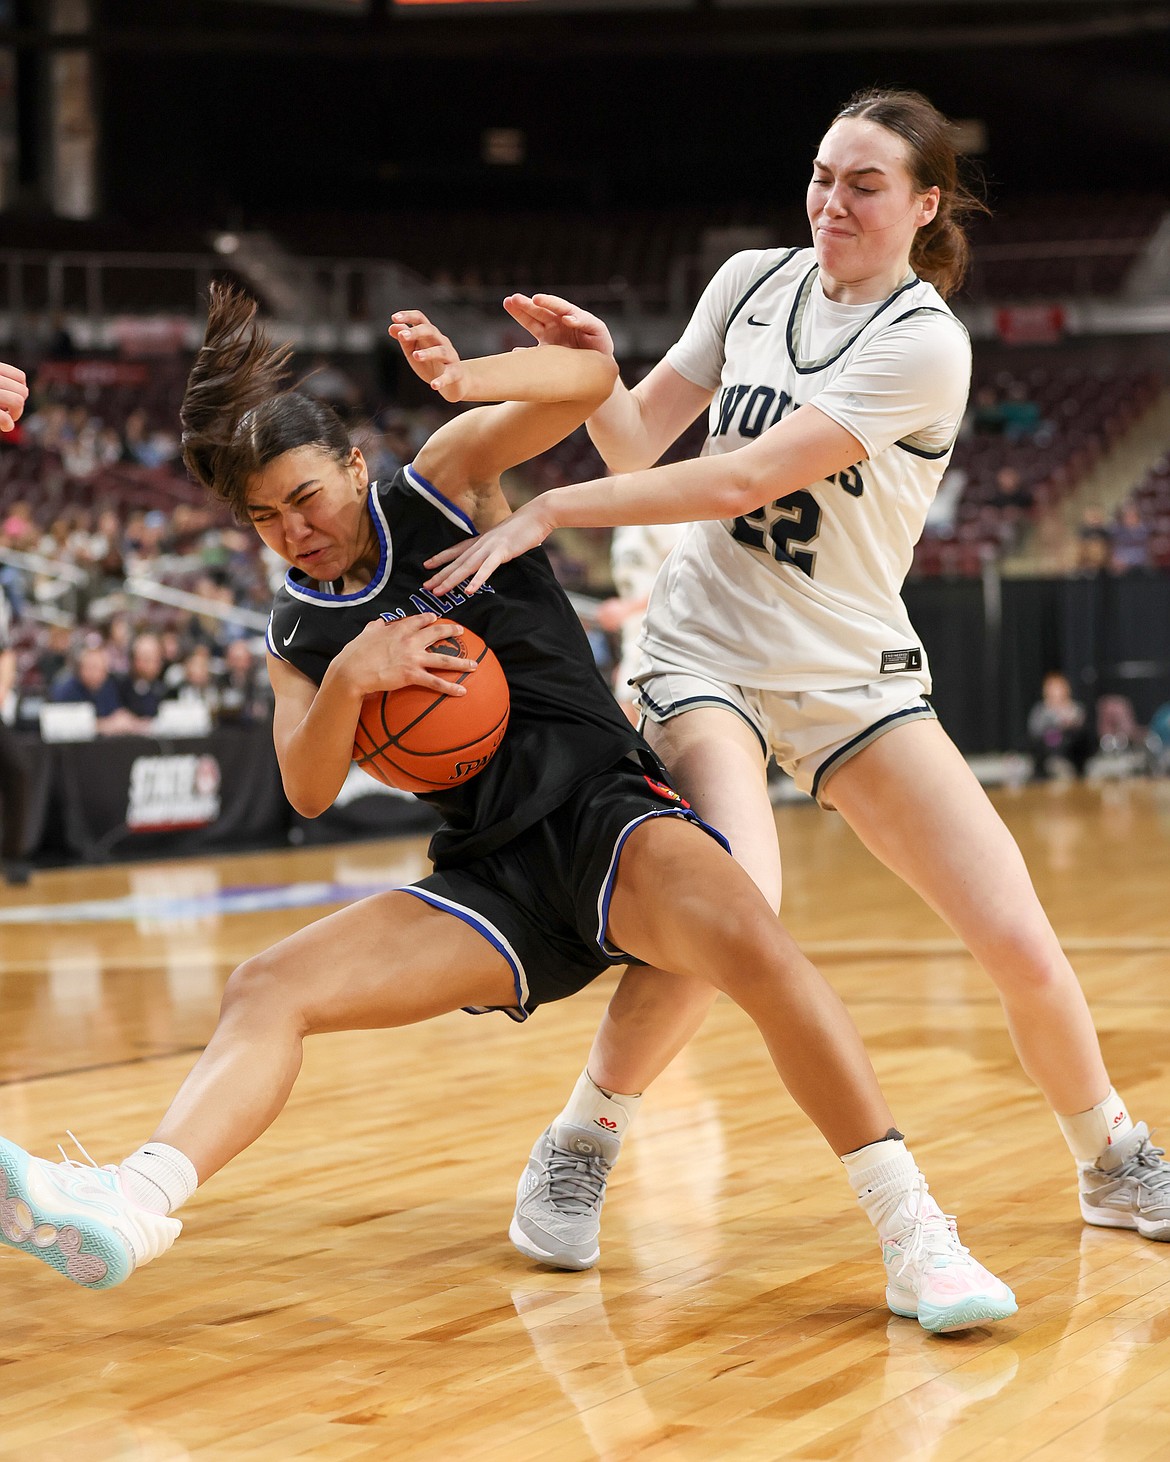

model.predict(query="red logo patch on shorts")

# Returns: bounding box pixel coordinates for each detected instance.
[644,775,690,809]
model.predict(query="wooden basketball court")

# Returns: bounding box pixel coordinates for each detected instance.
[2,780,1170,1460]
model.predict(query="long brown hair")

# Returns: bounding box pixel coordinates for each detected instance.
[832,88,988,299]
[181,283,352,520]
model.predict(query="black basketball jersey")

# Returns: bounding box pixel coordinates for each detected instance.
[266,464,643,866]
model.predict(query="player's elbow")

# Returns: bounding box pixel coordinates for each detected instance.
[279,768,337,820]
[286,786,329,819]
[724,457,777,518]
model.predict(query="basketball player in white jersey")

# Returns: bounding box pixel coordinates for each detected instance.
[601,521,687,718]
[426,88,1170,1277]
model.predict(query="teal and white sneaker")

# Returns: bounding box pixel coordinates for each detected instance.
[0,1135,181,1289]
[509,1125,618,1271]
[882,1181,1017,1334]
[1080,1122,1170,1240]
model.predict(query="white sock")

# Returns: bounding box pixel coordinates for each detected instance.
[841,1132,940,1241]
[119,1143,199,1216]
[552,1069,642,1149]
[1056,1087,1134,1167]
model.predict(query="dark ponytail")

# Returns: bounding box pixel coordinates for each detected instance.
[833,88,989,299]
[181,282,353,520]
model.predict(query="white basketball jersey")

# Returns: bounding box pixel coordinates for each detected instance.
[641,247,971,692]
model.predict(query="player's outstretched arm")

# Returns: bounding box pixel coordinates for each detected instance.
[388,310,618,520]
[423,402,866,596]
[0,361,28,432]
[390,310,616,406]
[503,294,713,472]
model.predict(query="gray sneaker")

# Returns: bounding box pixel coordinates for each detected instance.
[509,1124,619,1270]
[1080,1122,1170,1240]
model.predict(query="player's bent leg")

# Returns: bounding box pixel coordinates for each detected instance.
[588,706,782,1094]
[606,814,893,1154]
[606,815,1016,1332]
[152,890,517,1179]
[0,892,515,1290]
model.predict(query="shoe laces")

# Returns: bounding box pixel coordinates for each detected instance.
[1121,1131,1170,1192]
[55,1131,115,1175]
[544,1141,611,1216]
[887,1177,967,1278]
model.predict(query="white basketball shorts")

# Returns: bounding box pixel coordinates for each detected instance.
[634,664,936,809]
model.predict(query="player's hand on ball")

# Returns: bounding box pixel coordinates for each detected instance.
[389,312,469,402]
[338,613,477,699]
[0,361,29,432]
[502,294,615,358]
[423,498,556,598]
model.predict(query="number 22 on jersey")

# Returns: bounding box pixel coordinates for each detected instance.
[729,466,864,579]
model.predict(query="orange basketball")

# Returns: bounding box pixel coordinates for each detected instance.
[351,624,510,794]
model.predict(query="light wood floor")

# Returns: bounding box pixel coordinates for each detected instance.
[2,780,1170,1461]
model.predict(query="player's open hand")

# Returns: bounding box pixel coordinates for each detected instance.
[423,499,555,598]
[389,312,469,402]
[0,362,29,432]
[339,613,478,698]
[503,294,615,358]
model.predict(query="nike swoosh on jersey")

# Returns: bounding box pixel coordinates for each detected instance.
[282,617,302,647]
[747,315,772,327]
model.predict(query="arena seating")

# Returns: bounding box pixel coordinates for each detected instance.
[910,362,1163,578]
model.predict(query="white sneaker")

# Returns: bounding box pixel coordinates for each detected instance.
[0,1135,181,1289]
[882,1180,1017,1334]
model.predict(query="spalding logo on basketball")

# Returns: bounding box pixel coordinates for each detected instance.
[351,624,510,794]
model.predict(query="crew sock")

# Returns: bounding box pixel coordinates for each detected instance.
[119,1143,199,1216]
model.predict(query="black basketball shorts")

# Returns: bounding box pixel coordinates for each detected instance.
[401,754,730,1021]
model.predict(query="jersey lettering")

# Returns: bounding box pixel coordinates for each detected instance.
[827,465,865,498]
[713,384,795,440]
[713,384,751,436]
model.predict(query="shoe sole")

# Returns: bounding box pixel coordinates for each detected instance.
[1080,1201,1170,1241]
[0,1139,129,1289]
[508,1216,599,1271]
[887,1287,1018,1334]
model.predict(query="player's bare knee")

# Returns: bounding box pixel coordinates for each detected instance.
[219,952,304,1029]
[977,924,1069,996]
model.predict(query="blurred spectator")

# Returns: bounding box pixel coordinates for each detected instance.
[999,380,1043,442]
[1076,506,1112,575]
[105,614,134,676]
[1027,671,1095,780]
[33,623,74,689]
[115,632,168,717]
[600,523,688,721]
[166,644,220,717]
[989,465,1035,547]
[1110,504,1152,575]
[0,580,30,884]
[217,639,273,725]
[122,408,180,469]
[44,313,76,361]
[971,385,1005,436]
[51,642,146,734]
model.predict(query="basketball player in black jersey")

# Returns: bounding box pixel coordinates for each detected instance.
[0,290,1014,1332]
